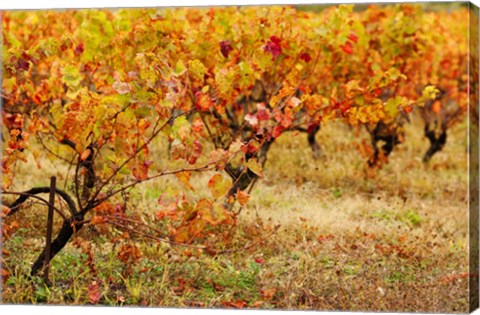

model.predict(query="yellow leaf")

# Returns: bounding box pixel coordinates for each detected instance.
[208,174,232,199]
[175,171,194,191]
[246,158,263,177]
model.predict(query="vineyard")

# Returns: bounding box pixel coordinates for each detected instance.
[0,3,474,312]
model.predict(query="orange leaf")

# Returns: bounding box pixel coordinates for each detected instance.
[261,288,277,300]
[174,227,191,243]
[132,161,149,181]
[236,189,250,206]
[90,216,107,225]
[1,268,9,278]
[80,148,92,161]
[432,100,442,114]
[117,244,142,263]
[1,268,9,282]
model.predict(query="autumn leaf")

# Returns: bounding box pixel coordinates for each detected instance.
[272,125,285,138]
[300,52,312,63]
[264,35,282,59]
[222,300,247,308]
[340,41,353,54]
[174,226,193,243]
[236,189,250,206]
[17,58,30,71]
[117,244,142,263]
[90,216,107,225]
[80,148,92,161]
[195,91,214,112]
[1,268,9,281]
[432,100,442,113]
[132,160,151,181]
[113,81,131,94]
[61,64,82,88]
[261,288,276,300]
[245,113,259,127]
[191,117,205,134]
[228,139,244,155]
[74,42,84,55]
[255,257,265,264]
[188,59,207,81]
[219,40,233,58]
[209,148,228,170]
[87,281,101,304]
[347,32,359,43]
[246,158,263,177]
[175,171,194,191]
[421,85,440,101]
[256,103,271,121]
[173,60,187,77]
[208,174,232,198]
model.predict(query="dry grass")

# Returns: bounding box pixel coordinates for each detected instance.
[1,115,471,312]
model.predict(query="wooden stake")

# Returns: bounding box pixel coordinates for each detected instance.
[43,176,56,284]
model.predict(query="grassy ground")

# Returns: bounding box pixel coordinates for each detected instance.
[1,115,470,312]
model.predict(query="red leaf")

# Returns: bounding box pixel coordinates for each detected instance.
[347,32,359,43]
[404,105,413,113]
[256,103,271,121]
[17,58,30,71]
[33,94,42,105]
[264,36,282,59]
[272,125,284,138]
[340,101,351,114]
[340,41,353,55]
[87,281,101,304]
[255,257,265,264]
[372,88,382,97]
[74,43,85,55]
[300,52,312,63]
[270,36,281,45]
[219,40,233,58]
